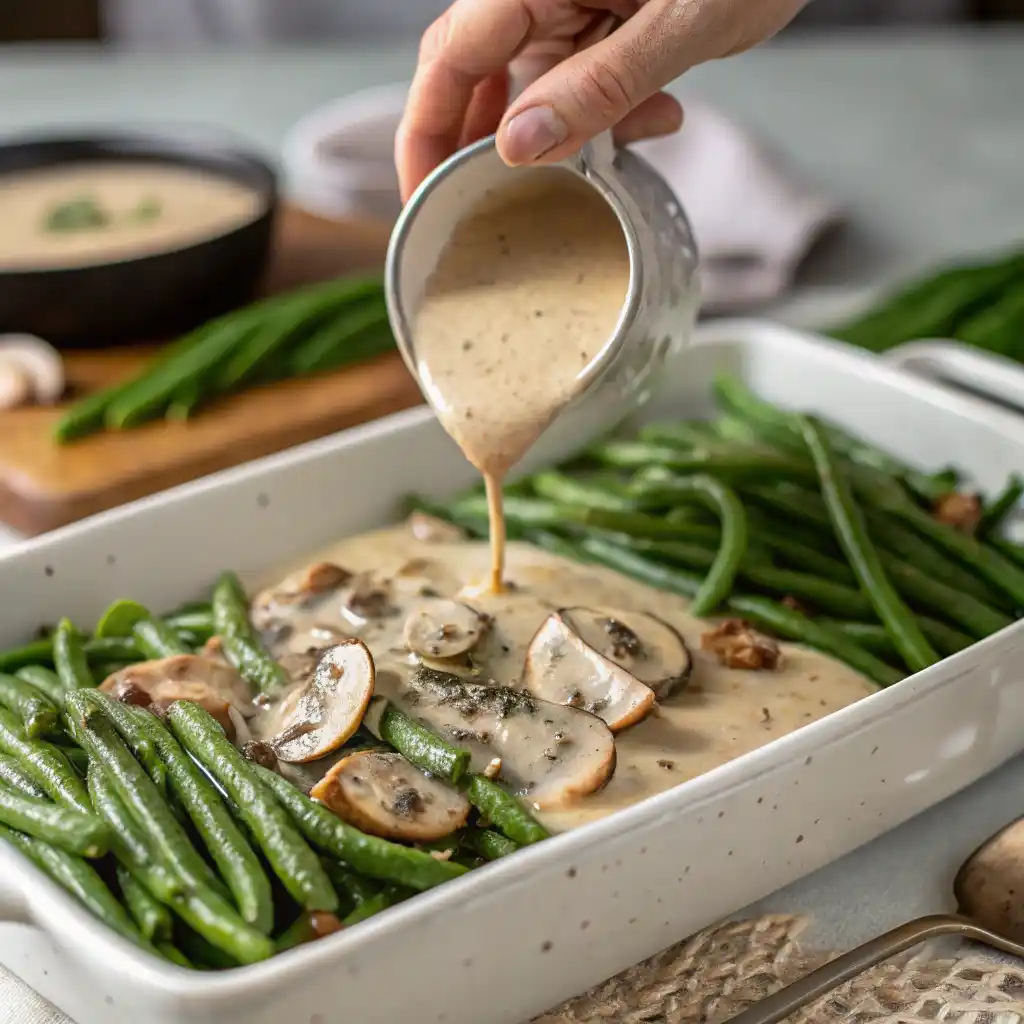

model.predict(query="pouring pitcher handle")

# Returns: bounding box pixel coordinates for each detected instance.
[722,913,1024,1024]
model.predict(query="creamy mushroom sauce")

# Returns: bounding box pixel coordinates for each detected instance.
[249,527,875,834]
[0,162,263,270]
[413,172,630,590]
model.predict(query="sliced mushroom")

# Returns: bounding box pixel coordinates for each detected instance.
[343,572,395,622]
[558,608,692,700]
[268,639,376,764]
[0,334,64,409]
[522,610,655,732]
[701,619,782,671]
[371,665,615,809]
[311,749,470,842]
[101,655,251,736]
[406,511,467,544]
[402,598,489,660]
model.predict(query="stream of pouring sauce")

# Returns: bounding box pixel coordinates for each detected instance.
[254,531,876,832]
[413,171,630,591]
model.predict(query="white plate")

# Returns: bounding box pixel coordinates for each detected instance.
[2,320,1024,1024]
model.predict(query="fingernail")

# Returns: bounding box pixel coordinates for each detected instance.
[502,107,569,164]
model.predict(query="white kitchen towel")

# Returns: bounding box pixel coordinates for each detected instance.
[283,83,843,311]
[1,964,72,1024]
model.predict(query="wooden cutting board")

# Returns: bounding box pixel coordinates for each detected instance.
[0,206,425,536]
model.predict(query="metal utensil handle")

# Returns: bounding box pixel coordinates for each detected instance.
[882,340,1024,417]
[724,913,1024,1024]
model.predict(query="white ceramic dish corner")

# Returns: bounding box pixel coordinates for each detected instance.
[3,321,1024,1024]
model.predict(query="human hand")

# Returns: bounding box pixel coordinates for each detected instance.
[395,0,807,200]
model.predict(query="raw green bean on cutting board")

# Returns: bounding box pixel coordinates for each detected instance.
[53,275,395,443]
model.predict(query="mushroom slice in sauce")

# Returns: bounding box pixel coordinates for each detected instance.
[101,655,251,737]
[373,665,615,810]
[250,561,353,630]
[562,607,692,700]
[310,749,470,842]
[522,609,658,732]
[406,511,466,544]
[402,598,489,660]
[268,639,375,764]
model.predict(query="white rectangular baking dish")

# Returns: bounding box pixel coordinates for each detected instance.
[3,320,1024,1024]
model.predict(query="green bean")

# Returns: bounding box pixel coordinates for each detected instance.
[273,910,345,953]
[213,572,290,693]
[377,703,470,784]
[0,707,91,813]
[157,942,193,969]
[822,619,973,660]
[133,618,190,659]
[649,475,746,615]
[0,753,49,799]
[745,481,1014,635]
[58,745,89,776]
[176,928,242,970]
[118,865,173,942]
[128,703,274,934]
[864,509,1012,609]
[530,471,634,511]
[341,885,412,926]
[0,673,58,738]
[254,765,468,892]
[596,442,817,490]
[711,374,953,502]
[994,537,1024,569]
[0,822,150,950]
[460,828,519,861]
[625,537,874,619]
[220,636,290,696]
[577,535,705,599]
[221,279,384,389]
[53,618,94,691]
[106,310,263,429]
[284,293,392,377]
[164,609,216,642]
[980,473,1024,539]
[94,599,149,638]
[166,701,337,913]
[828,252,1024,352]
[67,695,224,895]
[563,505,716,541]
[464,776,549,846]
[0,779,109,856]
[886,497,1024,607]
[15,666,66,706]
[320,859,378,910]
[799,416,938,672]
[87,767,273,966]
[638,420,724,447]
[726,597,904,688]
[77,691,167,794]
[0,639,53,673]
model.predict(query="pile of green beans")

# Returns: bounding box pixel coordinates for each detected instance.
[826,246,1024,359]
[54,275,395,443]
[0,589,548,969]
[411,373,1023,687]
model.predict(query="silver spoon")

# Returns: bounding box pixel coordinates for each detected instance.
[726,814,1024,1024]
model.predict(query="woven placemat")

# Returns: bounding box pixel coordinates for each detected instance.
[534,914,1024,1024]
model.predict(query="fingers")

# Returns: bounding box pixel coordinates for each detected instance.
[497,0,699,165]
[458,71,510,150]
[611,91,683,146]
[395,0,532,200]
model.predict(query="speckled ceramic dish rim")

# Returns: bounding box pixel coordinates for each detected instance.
[2,320,1024,1024]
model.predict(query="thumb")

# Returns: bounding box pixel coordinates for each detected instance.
[495,0,798,167]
